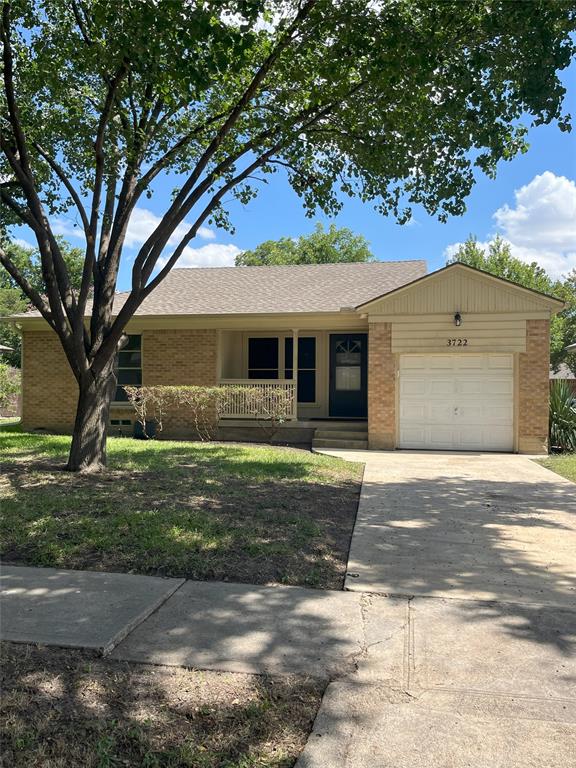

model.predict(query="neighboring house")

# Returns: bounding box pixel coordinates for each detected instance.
[14,261,563,453]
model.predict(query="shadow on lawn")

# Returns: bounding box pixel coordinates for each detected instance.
[0,459,360,588]
[1,642,323,768]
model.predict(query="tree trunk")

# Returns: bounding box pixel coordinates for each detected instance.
[66,369,116,472]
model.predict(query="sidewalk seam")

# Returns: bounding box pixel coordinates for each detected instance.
[102,578,186,656]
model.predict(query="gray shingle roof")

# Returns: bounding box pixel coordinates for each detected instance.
[114,260,427,316]
[7,260,427,319]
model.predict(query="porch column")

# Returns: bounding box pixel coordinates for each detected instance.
[292,328,298,420]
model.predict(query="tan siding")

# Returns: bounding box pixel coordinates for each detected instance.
[390,316,527,354]
[366,268,557,316]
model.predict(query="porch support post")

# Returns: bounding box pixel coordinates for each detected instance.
[216,329,222,383]
[292,328,298,420]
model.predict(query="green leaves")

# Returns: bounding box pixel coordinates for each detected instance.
[236,222,374,265]
[550,380,576,453]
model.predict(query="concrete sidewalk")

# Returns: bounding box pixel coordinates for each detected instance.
[0,566,184,653]
[0,564,407,679]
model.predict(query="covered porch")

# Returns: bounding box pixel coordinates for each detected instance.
[217,328,369,422]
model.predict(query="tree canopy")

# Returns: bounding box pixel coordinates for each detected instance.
[1,0,575,469]
[448,235,576,371]
[236,223,374,265]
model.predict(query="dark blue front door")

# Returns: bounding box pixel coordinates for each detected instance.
[329,333,368,418]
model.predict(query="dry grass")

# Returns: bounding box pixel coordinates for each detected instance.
[0,642,324,768]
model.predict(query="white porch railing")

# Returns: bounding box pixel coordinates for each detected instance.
[218,379,297,420]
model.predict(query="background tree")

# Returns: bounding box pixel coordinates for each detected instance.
[1,0,575,471]
[0,237,84,367]
[448,235,576,370]
[236,222,374,265]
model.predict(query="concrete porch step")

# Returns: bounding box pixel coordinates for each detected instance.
[312,438,369,450]
[314,430,368,441]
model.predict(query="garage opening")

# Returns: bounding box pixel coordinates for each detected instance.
[399,353,514,451]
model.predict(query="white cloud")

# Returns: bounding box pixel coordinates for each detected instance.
[158,242,241,269]
[123,207,215,247]
[50,206,217,247]
[444,172,576,277]
[13,237,35,250]
[51,217,84,239]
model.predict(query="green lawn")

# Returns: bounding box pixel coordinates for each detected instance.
[0,423,363,589]
[538,454,576,483]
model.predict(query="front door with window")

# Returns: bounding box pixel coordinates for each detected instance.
[329,334,368,417]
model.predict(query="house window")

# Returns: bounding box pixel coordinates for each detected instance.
[114,335,142,402]
[285,337,316,403]
[248,337,279,379]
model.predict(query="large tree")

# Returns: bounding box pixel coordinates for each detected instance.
[1,1,574,471]
[236,222,374,265]
[448,235,576,370]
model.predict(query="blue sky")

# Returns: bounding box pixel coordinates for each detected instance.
[21,60,576,289]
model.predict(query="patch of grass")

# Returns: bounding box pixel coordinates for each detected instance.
[0,642,323,768]
[0,423,363,589]
[537,454,576,483]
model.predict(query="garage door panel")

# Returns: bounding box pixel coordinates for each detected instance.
[399,426,427,447]
[455,355,485,370]
[429,379,455,396]
[400,403,428,421]
[400,379,428,396]
[488,354,514,370]
[398,353,514,452]
[429,355,457,369]
[457,379,513,396]
[429,404,455,423]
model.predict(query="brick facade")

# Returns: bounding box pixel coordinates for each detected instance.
[140,329,218,437]
[21,327,218,436]
[21,331,78,432]
[20,319,552,452]
[518,319,550,454]
[367,322,396,449]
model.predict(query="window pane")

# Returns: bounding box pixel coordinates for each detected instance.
[249,338,278,369]
[248,369,279,379]
[285,369,293,380]
[298,337,316,369]
[335,366,361,391]
[118,350,142,368]
[123,335,141,350]
[285,337,315,369]
[115,386,129,402]
[117,368,142,385]
[298,371,316,403]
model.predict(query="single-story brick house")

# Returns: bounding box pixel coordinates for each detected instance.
[16,260,563,453]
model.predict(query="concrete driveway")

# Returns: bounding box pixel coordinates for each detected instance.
[296,450,576,767]
[341,451,576,607]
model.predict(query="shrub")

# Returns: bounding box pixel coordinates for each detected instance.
[549,379,576,453]
[0,363,20,414]
[123,384,294,440]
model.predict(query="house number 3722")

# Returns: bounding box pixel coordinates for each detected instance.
[447,338,468,347]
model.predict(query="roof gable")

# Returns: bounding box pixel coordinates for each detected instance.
[358,263,564,316]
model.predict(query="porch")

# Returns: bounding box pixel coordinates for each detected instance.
[217,328,368,422]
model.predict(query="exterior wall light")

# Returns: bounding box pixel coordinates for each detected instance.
[454,312,462,327]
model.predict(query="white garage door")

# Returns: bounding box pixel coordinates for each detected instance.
[399,353,514,451]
